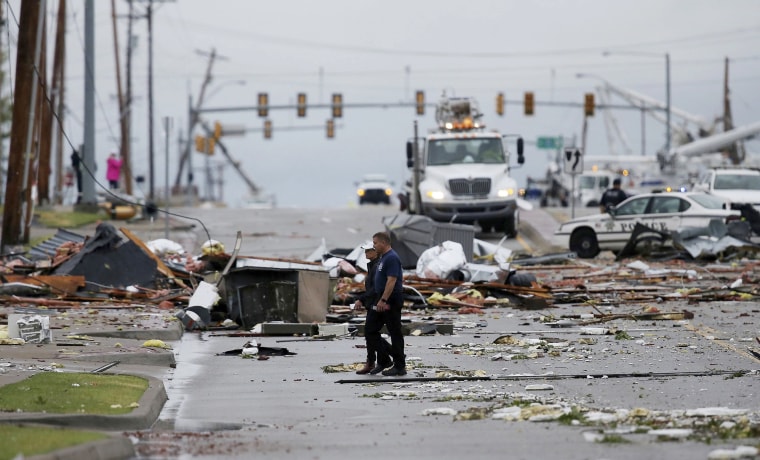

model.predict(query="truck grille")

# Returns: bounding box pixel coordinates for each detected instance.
[449,178,491,196]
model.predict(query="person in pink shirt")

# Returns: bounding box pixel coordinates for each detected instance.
[106,153,123,190]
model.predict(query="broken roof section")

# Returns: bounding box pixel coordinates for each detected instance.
[51,223,170,290]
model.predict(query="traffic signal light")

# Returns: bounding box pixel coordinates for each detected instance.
[584,93,595,117]
[331,93,343,118]
[213,121,222,139]
[297,92,307,117]
[194,136,214,155]
[415,90,425,115]
[326,119,335,139]
[524,92,534,116]
[496,92,505,116]
[264,120,272,139]
[257,93,268,117]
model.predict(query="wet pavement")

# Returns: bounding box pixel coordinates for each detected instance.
[2,204,760,459]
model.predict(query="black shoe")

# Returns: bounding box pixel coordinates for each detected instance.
[356,362,375,375]
[369,362,392,375]
[381,367,407,377]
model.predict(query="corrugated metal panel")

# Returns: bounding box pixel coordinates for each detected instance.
[29,228,86,260]
[433,222,474,262]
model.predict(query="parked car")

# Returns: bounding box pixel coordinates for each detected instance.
[554,191,739,258]
[355,174,393,205]
[692,167,760,210]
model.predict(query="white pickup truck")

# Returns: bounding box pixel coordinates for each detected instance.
[692,167,760,210]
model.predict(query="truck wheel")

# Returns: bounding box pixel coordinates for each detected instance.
[569,228,599,258]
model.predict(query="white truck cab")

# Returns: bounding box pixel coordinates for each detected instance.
[404,96,524,236]
[693,167,760,210]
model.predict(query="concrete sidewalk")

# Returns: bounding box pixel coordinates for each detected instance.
[0,309,182,459]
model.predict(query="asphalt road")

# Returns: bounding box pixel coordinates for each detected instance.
[119,204,759,459]
[4,203,758,459]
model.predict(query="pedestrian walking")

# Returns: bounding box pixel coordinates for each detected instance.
[106,153,123,190]
[353,242,392,375]
[599,178,628,213]
[371,231,407,376]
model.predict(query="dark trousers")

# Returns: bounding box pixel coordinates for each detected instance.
[382,293,405,369]
[364,308,391,364]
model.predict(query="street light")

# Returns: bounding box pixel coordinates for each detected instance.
[602,50,671,154]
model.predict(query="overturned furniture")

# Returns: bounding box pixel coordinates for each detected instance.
[223,259,331,329]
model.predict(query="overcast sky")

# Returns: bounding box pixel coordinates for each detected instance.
[6,0,760,208]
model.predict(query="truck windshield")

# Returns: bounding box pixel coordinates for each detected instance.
[427,138,504,166]
[714,174,760,190]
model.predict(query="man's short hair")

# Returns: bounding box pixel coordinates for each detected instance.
[372,231,391,245]
[613,178,621,186]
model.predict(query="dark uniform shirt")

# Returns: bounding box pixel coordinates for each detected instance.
[600,188,628,211]
[358,258,379,305]
[375,249,403,298]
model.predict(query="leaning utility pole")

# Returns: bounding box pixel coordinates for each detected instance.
[173,48,219,194]
[2,0,42,252]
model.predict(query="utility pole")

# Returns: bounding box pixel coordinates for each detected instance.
[146,0,154,201]
[126,0,134,190]
[111,0,132,194]
[51,0,67,205]
[2,0,42,252]
[135,0,174,202]
[79,0,97,208]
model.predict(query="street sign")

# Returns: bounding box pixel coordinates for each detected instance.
[537,136,561,150]
[563,148,583,174]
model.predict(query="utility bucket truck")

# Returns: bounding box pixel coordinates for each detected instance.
[403,95,524,236]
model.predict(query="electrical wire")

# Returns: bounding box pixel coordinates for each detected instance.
[4,1,212,244]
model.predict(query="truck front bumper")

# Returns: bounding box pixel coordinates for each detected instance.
[422,199,517,223]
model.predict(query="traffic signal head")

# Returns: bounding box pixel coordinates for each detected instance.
[257,93,269,117]
[524,92,534,116]
[415,90,425,115]
[207,138,215,155]
[297,93,307,117]
[213,121,222,139]
[326,119,335,138]
[331,93,343,118]
[496,92,504,116]
[584,93,595,117]
[194,135,205,153]
[264,120,272,139]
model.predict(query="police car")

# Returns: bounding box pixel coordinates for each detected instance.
[554,192,739,258]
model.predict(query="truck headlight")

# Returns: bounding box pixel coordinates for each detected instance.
[426,190,445,200]
[496,188,515,198]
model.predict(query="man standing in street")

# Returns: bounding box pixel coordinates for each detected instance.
[599,177,628,213]
[372,231,406,376]
[353,242,392,375]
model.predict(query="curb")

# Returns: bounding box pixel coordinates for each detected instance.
[0,373,168,431]
[28,435,135,460]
